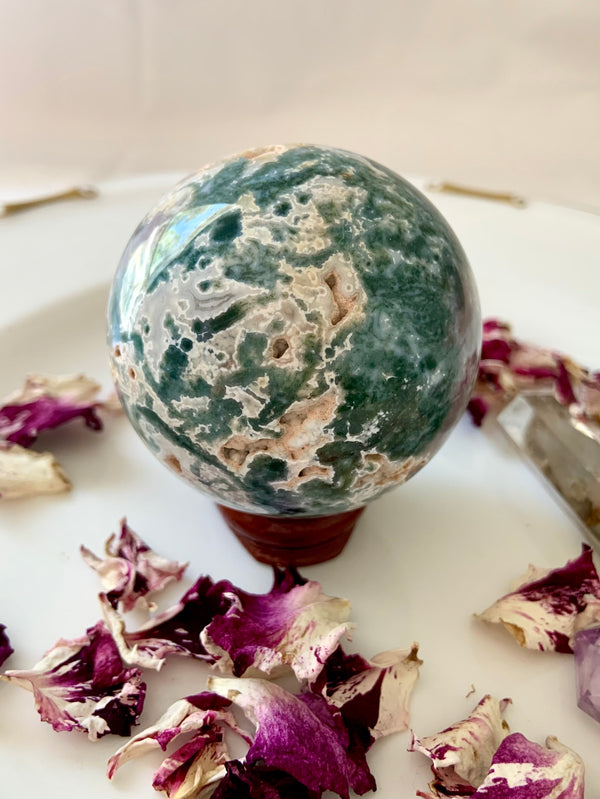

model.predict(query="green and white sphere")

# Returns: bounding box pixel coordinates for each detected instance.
[108,145,481,516]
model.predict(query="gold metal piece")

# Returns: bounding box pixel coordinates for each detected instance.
[427,181,527,208]
[0,185,98,216]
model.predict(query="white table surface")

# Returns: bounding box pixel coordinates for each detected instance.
[0,172,599,798]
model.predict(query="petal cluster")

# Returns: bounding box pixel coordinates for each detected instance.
[99,560,421,797]
[108,692,250,798]
[3,522,422,797]
[0,374,115,499]
[411,697,584,798]
[102,567,352,677]
[467,319,600,430]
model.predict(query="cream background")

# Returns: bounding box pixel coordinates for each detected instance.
[1,0,599,212]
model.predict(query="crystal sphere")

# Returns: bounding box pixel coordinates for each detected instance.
[108,145,481,516]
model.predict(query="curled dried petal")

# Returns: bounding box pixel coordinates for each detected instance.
[209,675,375,798]
[477,545,600,652]
[202,567,352,681]
[1,621,145,740]
[409,695,511,795]
[108,692,250,799]
[0,374,106,447]
[471,733,584,798]
[0,443,70,500]
[81,519,187,611]
[100,577,236,670]
[317,644,422,746]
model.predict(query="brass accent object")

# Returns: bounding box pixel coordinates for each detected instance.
[427,181,526,208]
[0,185,98,217]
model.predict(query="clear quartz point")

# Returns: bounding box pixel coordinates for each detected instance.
[497,393,600,550]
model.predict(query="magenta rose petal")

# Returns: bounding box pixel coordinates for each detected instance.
[471,733,584,798]
[208,675,376,798]
[81,519,188,612]
[316,644,422,746]
[477,544,600,652]
[0,624,14,667]
[211,759,321,799]
[0,374,107,448]
[202,566,352,681]
[100,576,237,670]
[1,621,145,740]
[409,694,511,796]
[108,692,251,798]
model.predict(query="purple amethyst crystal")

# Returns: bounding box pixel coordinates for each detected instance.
[574,625,600,723]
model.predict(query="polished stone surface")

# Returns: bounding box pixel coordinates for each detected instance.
[108,145,481,515]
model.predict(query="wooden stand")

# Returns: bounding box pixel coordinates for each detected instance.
[216,505,365,566]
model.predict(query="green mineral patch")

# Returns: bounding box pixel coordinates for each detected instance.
[274,199,292,216]
[129,332,144,359]
[221,241,285,290]
[210,209,242,244]
[238,332,268,368]
[192,301,247,342]
[163,314,181,340]
[296,440,365,510]
[242,455,306,515]
[157,345,189,402]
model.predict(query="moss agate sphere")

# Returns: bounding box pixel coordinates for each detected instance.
[108,145,481,517]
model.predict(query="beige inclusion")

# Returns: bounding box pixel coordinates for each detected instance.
[219,388,340,490]
[350,453,427,505]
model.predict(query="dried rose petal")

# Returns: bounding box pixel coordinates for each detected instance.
[468,318,600,429]
[0,443,70,500]
[470,733,584,798]
[1,621,145,740]
[315,644,422,747]
[477,545,600,652]
[0,624,13,667]
[108,692,251,799]
[573,625,600,723]
[211,759,319,799]
[151,733,228,799]
[101,576,236,670]
[409,695,511,796]
[81,519,188,612]
[209,675,375,798]
[0,374,106,448]
[202,567,352,681]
